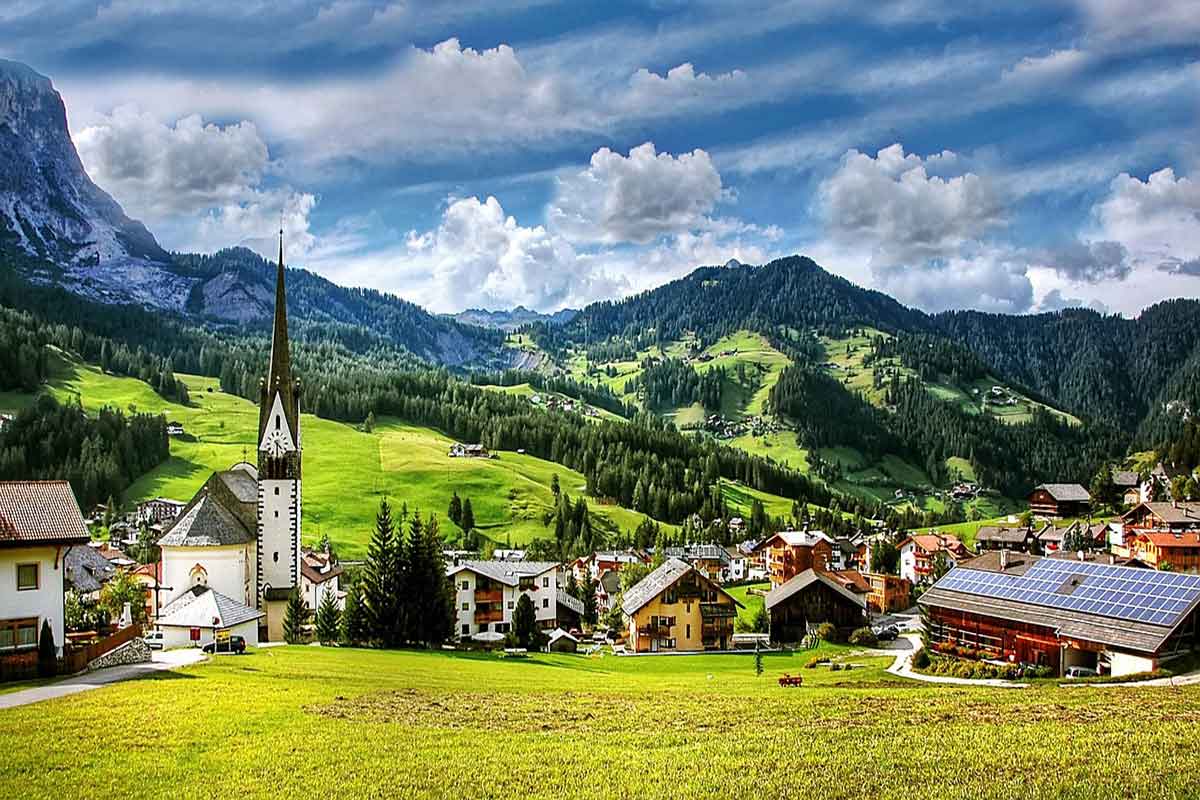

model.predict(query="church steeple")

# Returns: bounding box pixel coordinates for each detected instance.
[259,228,299,448]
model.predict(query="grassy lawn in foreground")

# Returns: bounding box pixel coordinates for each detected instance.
[1,645,1198,799]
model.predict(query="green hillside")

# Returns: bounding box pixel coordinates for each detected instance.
[33,349,675,558]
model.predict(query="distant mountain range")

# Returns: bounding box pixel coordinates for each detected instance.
[450,306,578,331]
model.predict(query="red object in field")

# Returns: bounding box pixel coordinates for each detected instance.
[190,627,200,642]
[778,674,803,687]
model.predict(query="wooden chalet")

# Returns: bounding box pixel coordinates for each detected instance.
[752,530,835,587]
[764,569,866,643]
[1027,484,1090,518]
[1123,501,1200,533]
[621,558,742,653]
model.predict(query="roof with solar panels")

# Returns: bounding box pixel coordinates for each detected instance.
[919,551,1200,654]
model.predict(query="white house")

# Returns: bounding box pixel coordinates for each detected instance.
[153,584,264,649]
[447,560,559,640]
[0,481,91,657]
[300,548,343,611]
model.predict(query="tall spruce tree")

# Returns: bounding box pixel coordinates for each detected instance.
[448,492,463,527]
[37,619,57,677]
[362,499,404,647]
[283,588,308,644]
[340,584,369,646]
[513,593,538,649]
[315,589,342,645]
[460,498,476,533]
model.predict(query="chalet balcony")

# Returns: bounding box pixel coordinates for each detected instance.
[638,623,671,637]
[474,588,503,603]
[474,609,503,624]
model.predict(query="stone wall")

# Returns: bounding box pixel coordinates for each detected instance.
[88,637,152,671]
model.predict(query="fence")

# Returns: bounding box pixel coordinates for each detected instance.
[62,624,144,674]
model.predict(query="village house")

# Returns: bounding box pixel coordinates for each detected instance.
[864,572,912,613]
[1126,532,1200,573]
[570,549,648,583]
[897,533,971,585]
[920,550,1200,677]
[447,560,560,641]
[0,481,91,658]
[595,569,621,615]
[137,497,186,526]
[765,569,867,643]
[621,558,741,653]
[300,547,344,611]
[664,544,731,583]
[723,545,747,582]
[975,525,1037,553]
[1112,470,1141,506]
[448,443,491,459]
[1027,483,1091,518]
[753,530,835,587]
[1141,462,1189,503]
[546,628,579,653]
[63,543,117,601]
[1123,501,1200,534]
[154,584,265,649]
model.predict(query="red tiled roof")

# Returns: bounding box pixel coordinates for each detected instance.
[0,481,89,546]
[1136,532,1200,548]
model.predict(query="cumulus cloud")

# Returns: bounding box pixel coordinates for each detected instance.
[820,143,1005,268]
[549,142,725,245]
[1094,167,1200,274]
[1038,288,1110,314]
[621,63,749,115]
[875,249,1035,314]
[1039,239,1132,283]
[75,107,269,220]
[191,190,318,259]
[388,195,627,312]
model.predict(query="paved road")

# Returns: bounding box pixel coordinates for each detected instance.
[0,648,207,710]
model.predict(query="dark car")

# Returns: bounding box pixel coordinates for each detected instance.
[874,625,899,642]
[203,635,247,655]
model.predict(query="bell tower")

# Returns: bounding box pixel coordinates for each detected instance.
[257,229,302,641]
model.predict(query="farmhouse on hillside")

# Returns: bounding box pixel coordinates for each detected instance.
[920,550,1200,677]
[0,481,91,658]
[621,558,742,652]
[753,530,835,587]
[1027,483,1091,518]
[765,569,867,642]
[155,233,305,643]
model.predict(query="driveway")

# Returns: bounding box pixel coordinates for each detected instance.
[0,648,207,710]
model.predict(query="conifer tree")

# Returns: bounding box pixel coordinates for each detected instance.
[340,584,369,646]
[37,619,57,677]
[362,499,403,647]
[283,588,307,644]
[315,589,341,645]
[460,498,476,533]
[448,492,463,527]
[513,593,538,649]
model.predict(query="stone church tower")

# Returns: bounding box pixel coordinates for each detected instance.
[257,231,302,641]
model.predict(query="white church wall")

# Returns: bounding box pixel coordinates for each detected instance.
[160,544,251,608]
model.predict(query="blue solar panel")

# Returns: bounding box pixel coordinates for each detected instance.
[934,558,1200,627]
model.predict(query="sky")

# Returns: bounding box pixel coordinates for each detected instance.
[1,1,1197,316]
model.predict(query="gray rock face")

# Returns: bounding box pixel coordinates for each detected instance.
[0,58,187,306]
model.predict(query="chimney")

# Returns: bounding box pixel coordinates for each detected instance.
[1108,554,1115,565]
[999,549,1009,570]
[1077,549,1085,561]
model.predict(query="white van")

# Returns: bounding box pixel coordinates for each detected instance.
[143,630,165,650]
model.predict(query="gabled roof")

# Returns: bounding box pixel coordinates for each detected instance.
[765,568,867,611]
[975,526,1033,545]
[621,557,743,616]
[753,530,831,552]
[447,559,558,586]
[1112,470,1140,488]
[157,491,253,547]
[548,628,578,643]
[63,544,117,593]
[899,533,969,557]
[1032,483,1091,502]
[665,543,732,565]
[301,550,343,584]
[157,584,264,629]
[215,468,259,505]
[0,481,90,547]
[597,569,620,595]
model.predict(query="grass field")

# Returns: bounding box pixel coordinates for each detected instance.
[2,646,1198,799]
[725,582,769,628]
[35,350,673,558]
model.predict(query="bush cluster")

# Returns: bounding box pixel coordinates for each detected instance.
[847,627,877,647]
[814,623,839,643]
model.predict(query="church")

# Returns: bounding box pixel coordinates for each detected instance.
[155,233,304,646]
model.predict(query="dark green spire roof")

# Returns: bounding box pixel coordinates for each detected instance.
[259,230,299,441]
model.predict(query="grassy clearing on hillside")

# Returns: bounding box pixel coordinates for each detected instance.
[725,582,769,628]
[37,353,673,558]
[1,646,1198,799]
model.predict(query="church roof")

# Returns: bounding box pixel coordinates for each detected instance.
[259,231,299,442]
[216,468,259,505]
[158,584,264,629]
[157,491,253,547]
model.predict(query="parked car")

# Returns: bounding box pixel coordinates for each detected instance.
[143,630,164,650]
[874,625,899,642]
[202,635,247,655]
[1065,665,1097,679]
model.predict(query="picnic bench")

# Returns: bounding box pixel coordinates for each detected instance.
[778,674,804,687]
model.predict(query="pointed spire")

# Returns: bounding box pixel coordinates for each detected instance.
[260,227,298,441]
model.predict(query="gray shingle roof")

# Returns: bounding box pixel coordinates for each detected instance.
[1112,470,1140,488]
[0,481,89,546]
[63,544,117,593]
[1124,501,1200,525]
[157,492,253,547]
[765,568,866,611]
[447,560,558,586]
[216,468,259,504]
[975,526,1033,545]
[1034,483,1091,502]
[158,584,264,629]
[621,558,692,615]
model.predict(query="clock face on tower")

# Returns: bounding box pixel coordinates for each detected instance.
[262,427,290,457]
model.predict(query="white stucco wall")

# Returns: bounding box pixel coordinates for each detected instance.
[302,575,341,611]
[899,545,918,584]
[259,478,300,595]
[1108,649,1157,677]
[451,567,558,637]
[161,544,252,608]
[155,618,261,650]
[0,546,66,655]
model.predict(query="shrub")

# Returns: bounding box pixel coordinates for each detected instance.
[829,663,843,671]
[815,623,839,643]
[805,656,826,669]
[848,627,877,647]
[912,649,931,669]
[37,620,57,678]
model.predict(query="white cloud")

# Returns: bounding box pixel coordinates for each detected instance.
[820,143,1005,267]
[879,249,1035,314]
[191,190,318,260]
[1036,239,1132,283]
[620,63,750,115]
[549,142,725,245]
[1070,0,1200,49]
[1001,48,1091,86]
[75,106,269,221]
[377,195,628,312]
[1095,167,1200,274]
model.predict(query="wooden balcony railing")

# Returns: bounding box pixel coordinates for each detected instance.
[474,588,503,603]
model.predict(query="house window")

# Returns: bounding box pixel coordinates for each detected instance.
[462,602,470,611]
[0,618,38,651]
[479,623,489,633]
[274,487,280,496]
[461,624,469,635]
[542,598,549,609]
[16,563,38,591]
[507,601,514,610]
[274,510,279,518]
[275,416,280,430]
[273,551,279,563]
[542,576,550,588]
[519,577,535,591]
[461,580,469,591]
[686,624,691,639]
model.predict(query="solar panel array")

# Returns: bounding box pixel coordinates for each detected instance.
[935,557,1200,627]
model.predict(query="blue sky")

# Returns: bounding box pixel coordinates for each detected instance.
[1,1,1197,315]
